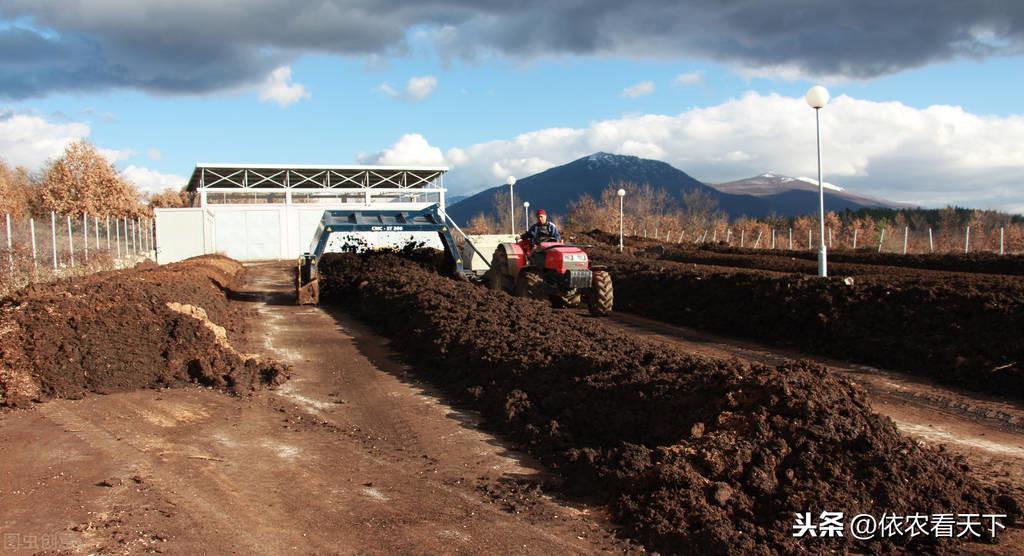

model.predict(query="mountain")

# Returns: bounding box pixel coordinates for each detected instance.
[446,152,770,224]
[446,153,903,225]
[709,172,905,214]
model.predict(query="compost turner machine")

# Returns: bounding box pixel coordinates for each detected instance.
[296,204,465,305]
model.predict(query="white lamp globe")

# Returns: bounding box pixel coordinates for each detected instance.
[506,176,516,186]
[805,85,830,109]
[523,201,529,208]
[617,188,626,197]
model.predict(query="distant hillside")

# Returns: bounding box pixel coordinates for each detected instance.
[446,152,769,224]
[446,154,903,225]
[710,172,906,214]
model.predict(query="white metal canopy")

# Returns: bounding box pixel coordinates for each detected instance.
[186,163,449,192]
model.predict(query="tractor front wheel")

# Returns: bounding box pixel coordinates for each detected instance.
[487,251,509,291]
[514,270,546,301]
[587,270,613,316]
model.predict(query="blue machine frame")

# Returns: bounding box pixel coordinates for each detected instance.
[302,203,463,270]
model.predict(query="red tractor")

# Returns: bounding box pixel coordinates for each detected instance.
[485,237,613,316]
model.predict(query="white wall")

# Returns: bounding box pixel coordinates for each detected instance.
[154,202,439,263]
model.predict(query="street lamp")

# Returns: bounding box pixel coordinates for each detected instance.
[805,85,830,277]
[522,201,530,230]
[506,175,516,236]
[617,188,626,252]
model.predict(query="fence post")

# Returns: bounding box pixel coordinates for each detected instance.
[753,230,762,249]
[828,227,833,249]
[643,229,647,238]
[67,215,74,267]
[771,228,776,249]
[5,213,11,273]
[740,229,744,247]
[115,219,121,259]
[83,213,88,263]
[965,225,970,254]
[106,216,111,251]
[1000,227,1004,255]
[928,228,933,253]
[30,218,37,274]
[701,229,708,243]
[853,228,858,250]
[94,214,99,250]
[903,226,908,255]
[878,228,885,253]
[712,229,717,243]
[50,211,57,271]
[788,228,793,250]
[726,228,731,244]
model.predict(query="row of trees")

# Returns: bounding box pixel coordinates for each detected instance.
[0,140,188,218]
[462,181,1024,253]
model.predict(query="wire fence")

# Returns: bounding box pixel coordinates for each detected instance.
[1,212,155,296]
[626,224,1021,255]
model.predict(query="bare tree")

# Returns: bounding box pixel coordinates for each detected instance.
[39,140,143,217]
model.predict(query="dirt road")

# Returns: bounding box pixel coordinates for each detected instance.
[0,262,631,555]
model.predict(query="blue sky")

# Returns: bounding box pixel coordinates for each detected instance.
[1,1,1023,212]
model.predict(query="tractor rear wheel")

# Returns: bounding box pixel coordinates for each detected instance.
[587,270,613,316]
[514,270,546,301]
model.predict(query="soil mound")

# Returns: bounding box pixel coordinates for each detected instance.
[318,251,1018,554]
[0,255,288,407]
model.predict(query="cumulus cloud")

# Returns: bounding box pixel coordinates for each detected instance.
[258,66,310,107]
[402,92,1024,211]
[378,75,438,101]
[2,1,1023,98]
[359,133,446,166]
[621,81,655,98]
[121,165,188,194]
[674,70,704,86]
[0,110,183,196]
[0,109,90,168]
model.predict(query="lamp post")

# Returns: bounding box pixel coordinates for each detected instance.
[506,175,516,236]
[523,201,530,230]
[617,188,626,252]
[805,85,830,277]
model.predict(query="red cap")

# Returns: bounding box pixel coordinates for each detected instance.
[536,209,547,217]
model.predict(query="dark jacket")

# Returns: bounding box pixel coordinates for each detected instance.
[524,221,561,245]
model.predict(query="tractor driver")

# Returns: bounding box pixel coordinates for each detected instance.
[522,209,561,246]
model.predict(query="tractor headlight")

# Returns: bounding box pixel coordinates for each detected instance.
[565,254,587,262]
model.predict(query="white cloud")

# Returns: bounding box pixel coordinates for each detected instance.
[147,148,162,161]
[377,82,399,97]
[406,76,438,100]
[359,133,446,166]
[424,92,1024,212]
[0,110,91,169]
[98,147,135,163]
[379,75,438,101]
[121,165,188,194]
[258,66,310,108]
[674,70,704,86]
[621,81,655,98]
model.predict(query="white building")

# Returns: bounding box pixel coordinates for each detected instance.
[154,163,449,263]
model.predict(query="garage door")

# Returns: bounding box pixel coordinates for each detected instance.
[214,209,282,261]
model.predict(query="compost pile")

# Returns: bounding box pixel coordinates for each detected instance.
[580,233,1024,401]
[0,256,289,407]
[318,251,1018,554]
